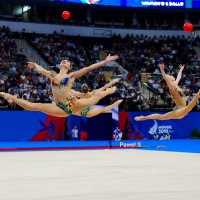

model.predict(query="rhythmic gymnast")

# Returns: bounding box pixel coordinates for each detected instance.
[72,78,121,99]
[135,63,200,121]
[64,78,121,116]
[0,55,122,118]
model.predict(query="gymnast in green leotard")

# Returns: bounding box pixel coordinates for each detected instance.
[0,55,122,118]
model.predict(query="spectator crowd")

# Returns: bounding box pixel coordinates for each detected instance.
[0,26,200,111]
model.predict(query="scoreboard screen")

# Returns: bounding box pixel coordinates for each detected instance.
[52,0,200,8]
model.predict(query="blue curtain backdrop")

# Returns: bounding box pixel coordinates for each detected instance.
[87,113,112,141]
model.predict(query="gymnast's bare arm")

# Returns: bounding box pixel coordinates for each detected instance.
[94,78,121,92]
[175,64,184,85]
[159,63,168,80]
[159,63,173,89]
[27,62,51,78]
[71,89,84,98]
[70,54,118,79]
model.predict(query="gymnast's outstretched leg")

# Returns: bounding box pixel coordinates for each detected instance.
[134,110,177,121]
[0,92,67,117]
[135,90,200,121]
[86,100,123,118]
[73,86,117,112]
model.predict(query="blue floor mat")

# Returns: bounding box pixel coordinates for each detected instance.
[0,139,200,153]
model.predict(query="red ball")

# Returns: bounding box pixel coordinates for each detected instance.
[62,11,70,20]
[183,22,193,32]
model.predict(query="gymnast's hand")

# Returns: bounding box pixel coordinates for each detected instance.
[27,62,37,69]
[105,54,118,63]
[179,64,185,71]
[159,63,165,71]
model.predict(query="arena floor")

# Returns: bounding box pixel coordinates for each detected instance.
[0,149,200,200]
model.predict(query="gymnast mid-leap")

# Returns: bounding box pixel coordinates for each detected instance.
[0,55,122,117]
[135,63,200,121]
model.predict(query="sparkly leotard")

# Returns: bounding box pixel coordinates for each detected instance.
[51,73,91,117]
[169,86,185,110]
[169,86,183,101]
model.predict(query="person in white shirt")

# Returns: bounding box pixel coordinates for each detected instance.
[113,126,123,141]
[159,133,166,140]
[165,132,171,140]
[153,133,159,140]
[71,126,79,141]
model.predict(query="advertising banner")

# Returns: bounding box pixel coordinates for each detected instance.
[119,112,200,139]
